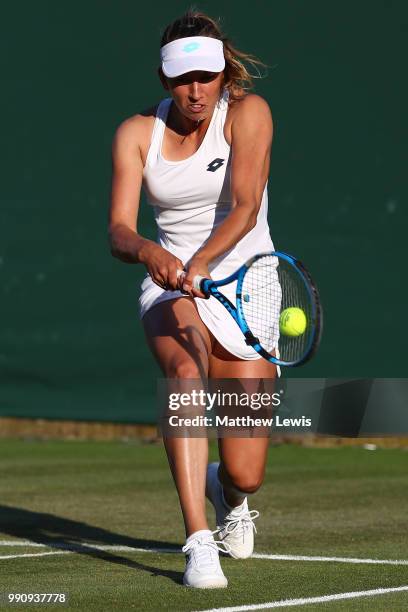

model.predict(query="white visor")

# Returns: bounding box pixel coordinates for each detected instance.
[160,36,225,78]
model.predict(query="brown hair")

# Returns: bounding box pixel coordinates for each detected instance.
[160,9,266,101]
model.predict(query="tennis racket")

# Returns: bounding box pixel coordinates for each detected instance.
[178,252,322,366]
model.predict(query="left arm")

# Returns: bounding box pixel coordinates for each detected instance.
[181,94,273,296]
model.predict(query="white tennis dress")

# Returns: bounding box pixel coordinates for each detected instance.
[139,90,275,359]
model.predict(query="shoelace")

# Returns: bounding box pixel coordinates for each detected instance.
[182,529,231,565]
[223,509,260,536]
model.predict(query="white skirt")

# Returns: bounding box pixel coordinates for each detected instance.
[139,273,262,361]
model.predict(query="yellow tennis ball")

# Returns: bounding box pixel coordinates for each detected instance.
[279,307,307,337]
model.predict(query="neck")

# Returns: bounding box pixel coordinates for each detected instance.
[169,102,211,137]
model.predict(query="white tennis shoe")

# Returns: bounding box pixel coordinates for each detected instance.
[182,529,229,589]
[206,462,259,559]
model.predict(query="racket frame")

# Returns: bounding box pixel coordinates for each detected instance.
[200,251,322,367]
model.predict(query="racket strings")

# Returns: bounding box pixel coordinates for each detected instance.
[279,265,312,363]
[241,255,314,363]
[241,256,281,353]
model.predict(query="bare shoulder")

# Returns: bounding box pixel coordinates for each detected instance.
[225,94,272,144]
[230,94,272,123]
[112,106,158,164]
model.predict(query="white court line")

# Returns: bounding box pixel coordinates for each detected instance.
[0,541,176,552]
[0,542,177,553]
[252,553,408,566]
[0,551,72,560]
[0,540,179,560]
[193,585,408,612]
[0,541,407,566]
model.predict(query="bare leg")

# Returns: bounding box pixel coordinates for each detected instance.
[143,298,213,537]
[209,342,277,507]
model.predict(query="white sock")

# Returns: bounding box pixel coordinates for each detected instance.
[185,529,212,545]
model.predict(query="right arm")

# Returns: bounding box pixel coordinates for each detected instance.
[108,117,183,289]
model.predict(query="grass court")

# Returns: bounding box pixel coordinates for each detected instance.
[0,440,407,611]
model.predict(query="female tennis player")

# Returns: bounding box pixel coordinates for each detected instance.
[109,10,276,589]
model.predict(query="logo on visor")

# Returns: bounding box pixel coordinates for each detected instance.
[183,42,200,53]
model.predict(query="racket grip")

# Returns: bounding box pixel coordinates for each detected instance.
[176,269,204,292]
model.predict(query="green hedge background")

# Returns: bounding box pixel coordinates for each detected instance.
[1,1,406,422]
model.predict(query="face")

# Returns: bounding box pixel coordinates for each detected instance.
[160,70,224,122]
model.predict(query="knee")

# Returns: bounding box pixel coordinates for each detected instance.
[225,468,264,495]
[170,360,201,379]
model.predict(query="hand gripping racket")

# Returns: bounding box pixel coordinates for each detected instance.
[178,252,322,367]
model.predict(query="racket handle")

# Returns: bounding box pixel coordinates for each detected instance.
[176,269,204,292]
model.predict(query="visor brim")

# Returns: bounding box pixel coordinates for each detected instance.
[162,56,225,78]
